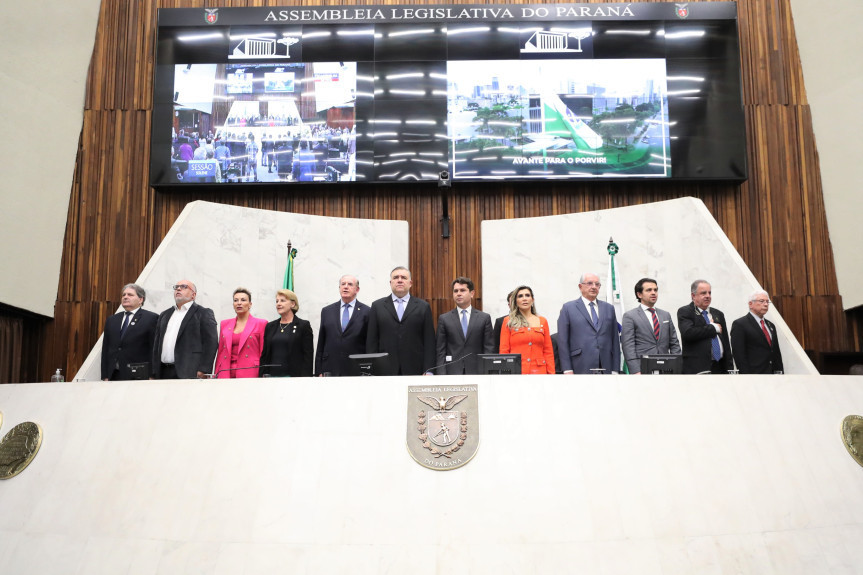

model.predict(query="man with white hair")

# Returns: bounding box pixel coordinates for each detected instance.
[558,272,620,374]
[730,290,784,374]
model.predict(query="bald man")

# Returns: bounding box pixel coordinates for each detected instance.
[152,279,218,379]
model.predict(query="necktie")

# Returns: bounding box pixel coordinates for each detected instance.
[461,309,468,337]
[648,308,660,340]
[761,319,772,345]
[701,309,721,361]
[341,303,350,332]
[590,301,599,329]
[120,311,132,338]
[396,298,404,321]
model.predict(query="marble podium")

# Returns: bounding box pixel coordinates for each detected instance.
[1,375,862,574]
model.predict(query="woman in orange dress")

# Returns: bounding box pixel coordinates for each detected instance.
[499,285,555,374]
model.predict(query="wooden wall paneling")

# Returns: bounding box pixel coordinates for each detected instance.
[0,316,24,384]
[796,106,838,297]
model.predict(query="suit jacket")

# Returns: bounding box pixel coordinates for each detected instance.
[213,315,268,378]
[621,306,681,373]
[730,314,784,374]
[492,315,507,354]
[260,316,314,377]
[152,302,218,379]
[435,308,494,375]
[677,302,733,374]
[500,316,556,374]
[315,300,370,376]
[366,294,435,376]
[100,308,159,380]
[557,297,621,374]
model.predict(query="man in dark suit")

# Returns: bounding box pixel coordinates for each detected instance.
[558,272,621,374]
[152,279,218,379]
[366,266,435,375]
[731,290,784,374]
[315,274,370,376]
[677,279,733,374]
[101,283,158,380]
[621,278,681,374]
[435,277,494,374]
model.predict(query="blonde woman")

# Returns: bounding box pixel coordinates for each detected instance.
[260,289,313,377]
[499,285,555,374]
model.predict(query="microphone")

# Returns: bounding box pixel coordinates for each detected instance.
[207,364,281,378]
[424,353,474,375]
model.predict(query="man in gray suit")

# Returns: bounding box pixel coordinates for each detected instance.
[435,277,494,374]
[621,278,681,374]
[557,272,621,374]
[152,279,218,379]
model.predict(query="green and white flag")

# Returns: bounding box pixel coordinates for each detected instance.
[283,243,298,290]
[605,237,628,373]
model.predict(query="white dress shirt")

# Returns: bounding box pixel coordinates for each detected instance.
[161,301,193,364]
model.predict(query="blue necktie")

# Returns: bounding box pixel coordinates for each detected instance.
[461,309,468,337]
[120,311,132,338]
[396,298,404,321]
[590,302,599,329]
[341,303,350,332]
[701,309,721,361]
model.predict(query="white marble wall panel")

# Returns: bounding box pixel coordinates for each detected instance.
[0,375,862,574]
[481,197,817,374]
[74,201,409,381]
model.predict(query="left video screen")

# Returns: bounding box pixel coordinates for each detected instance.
[168,62,357,184]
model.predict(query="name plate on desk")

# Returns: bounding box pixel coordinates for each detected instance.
[407,385,479,470]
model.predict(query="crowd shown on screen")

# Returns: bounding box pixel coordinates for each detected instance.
[100,269,784,381]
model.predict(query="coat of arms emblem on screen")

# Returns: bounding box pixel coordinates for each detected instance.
[204,8,218,24]
[407,386,479,470]
[675,3,690,19]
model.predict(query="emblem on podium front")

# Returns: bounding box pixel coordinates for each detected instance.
[0,422,43,480]
[841,415,863,468]
[407,385,479,470]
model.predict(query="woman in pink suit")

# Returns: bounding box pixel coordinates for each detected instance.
[500,285,555,375]
[214,288,268,378]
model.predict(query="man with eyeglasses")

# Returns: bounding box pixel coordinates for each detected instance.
[557,272,621,374]
[730,290,784,374]
[677,279,733,374]
[152,280,218,379]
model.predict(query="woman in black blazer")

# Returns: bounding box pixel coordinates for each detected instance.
[260,289,314,377]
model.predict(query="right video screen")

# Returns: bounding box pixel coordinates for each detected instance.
[447,58,672,179]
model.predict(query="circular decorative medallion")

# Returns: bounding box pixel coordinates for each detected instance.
[841,415,863,468]
[0,422,43,479]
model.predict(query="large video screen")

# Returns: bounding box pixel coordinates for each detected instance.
[448,59,671,179]
[150,3,746,186]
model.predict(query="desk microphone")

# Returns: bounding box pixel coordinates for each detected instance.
[424,353,474,375]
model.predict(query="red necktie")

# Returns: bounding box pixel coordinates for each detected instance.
[761,319,772,345]
[648,308,660,340]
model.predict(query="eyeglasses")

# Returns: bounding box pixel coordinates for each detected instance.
[582,282,602,287]
[173,284,191,290]
[753,299,771,304]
